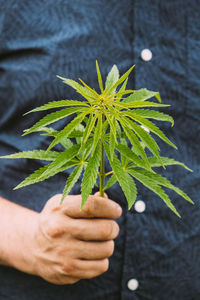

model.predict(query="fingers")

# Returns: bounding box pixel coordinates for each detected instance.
[71,218,119,241]
[75,240,115,260]
[47,257,109,285]
[62,194,122,219]
[60,258,109,279]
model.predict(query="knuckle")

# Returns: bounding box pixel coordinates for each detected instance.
[40,268,63,285]
[83,195,98,215]
[100,222,113,239]
[72,221,82,235]
[45,194,62,210]
[46,273,62,285]
[61,260,77,276]
[56,245,71,257]
[99,221,119,240]
[60,195,79,216]
[46,275,79,285]
[47,223,66,238]
[39,211,67,241]
[69,220,83,238]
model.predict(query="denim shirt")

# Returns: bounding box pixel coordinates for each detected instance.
[0,1,200,299]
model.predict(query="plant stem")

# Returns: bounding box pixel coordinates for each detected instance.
[105,170,113,177]
[99,114,105,197]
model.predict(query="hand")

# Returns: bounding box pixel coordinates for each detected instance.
[31,193,122,285]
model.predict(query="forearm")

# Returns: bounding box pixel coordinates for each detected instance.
[0,196,39,274]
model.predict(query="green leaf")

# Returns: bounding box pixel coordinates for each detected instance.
[91,113,102,156]
[41,144,80,179]
[104,174,117,191]
[131,109,174,126]
[60,165,83,204]
[69,130,85,138]
[39,127,57,137]
[117,101,169,109]
[105,65,135,95]
[102,119,109,135]
[24,100,90,115]
[116,78,129,101]
[119,77,128,93]
[104,142,137,209]
[57,75,95,102]
[123,116,162,156]
[128,169,181,218]
[0,150,59,161]
[45,129,84,140]
[123,111,177,149]
[119,138,129,167]
[104,111,117,143]
[109,124,116,161]
[78,78,99,98]
[119,119,151,170]
[23,106,87,136]
[82,138,94,160]
[116,120,122,137]
[57,76,93,95]
[60,138,74,149]
[81,141,101,208]
[74,123,85,144]
[96,60,104,93]
[124,172,138,209]
[116,144,153,171]
[82,113,98,145]
[41,129,77,149]
[106,115,116,161]
[134,169,194,204]
[113,90,136,100]
[123,88,161,103]
[47,111,89,151]
[14,160,78,190]
[148,156,193,172]
[105,64,119,92]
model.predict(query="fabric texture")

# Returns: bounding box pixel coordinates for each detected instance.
[0,1,200,299]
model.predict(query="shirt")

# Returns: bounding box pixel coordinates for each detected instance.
[0,1,200,299]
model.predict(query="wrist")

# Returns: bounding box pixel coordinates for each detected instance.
[10,211,40,276]
[0,197,40,276]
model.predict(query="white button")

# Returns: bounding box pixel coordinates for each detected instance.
[134,200,146,213]
[140,125,150,133]
[127,278,139,291]
[141,49,152,61]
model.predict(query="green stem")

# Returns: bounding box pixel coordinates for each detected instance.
[99,114,105,197]
[105,170,113,177]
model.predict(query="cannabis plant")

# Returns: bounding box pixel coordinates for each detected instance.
[1,62,193,217]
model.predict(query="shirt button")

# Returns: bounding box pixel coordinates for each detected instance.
[141,48,152,61]
[134,200,146,213]
[127,278,139,291]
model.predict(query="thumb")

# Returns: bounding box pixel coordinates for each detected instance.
[94,191,108,199]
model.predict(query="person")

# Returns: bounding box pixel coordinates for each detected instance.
[0,1,199,299]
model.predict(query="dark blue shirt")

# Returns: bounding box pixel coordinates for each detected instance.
[0,1,200,299]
